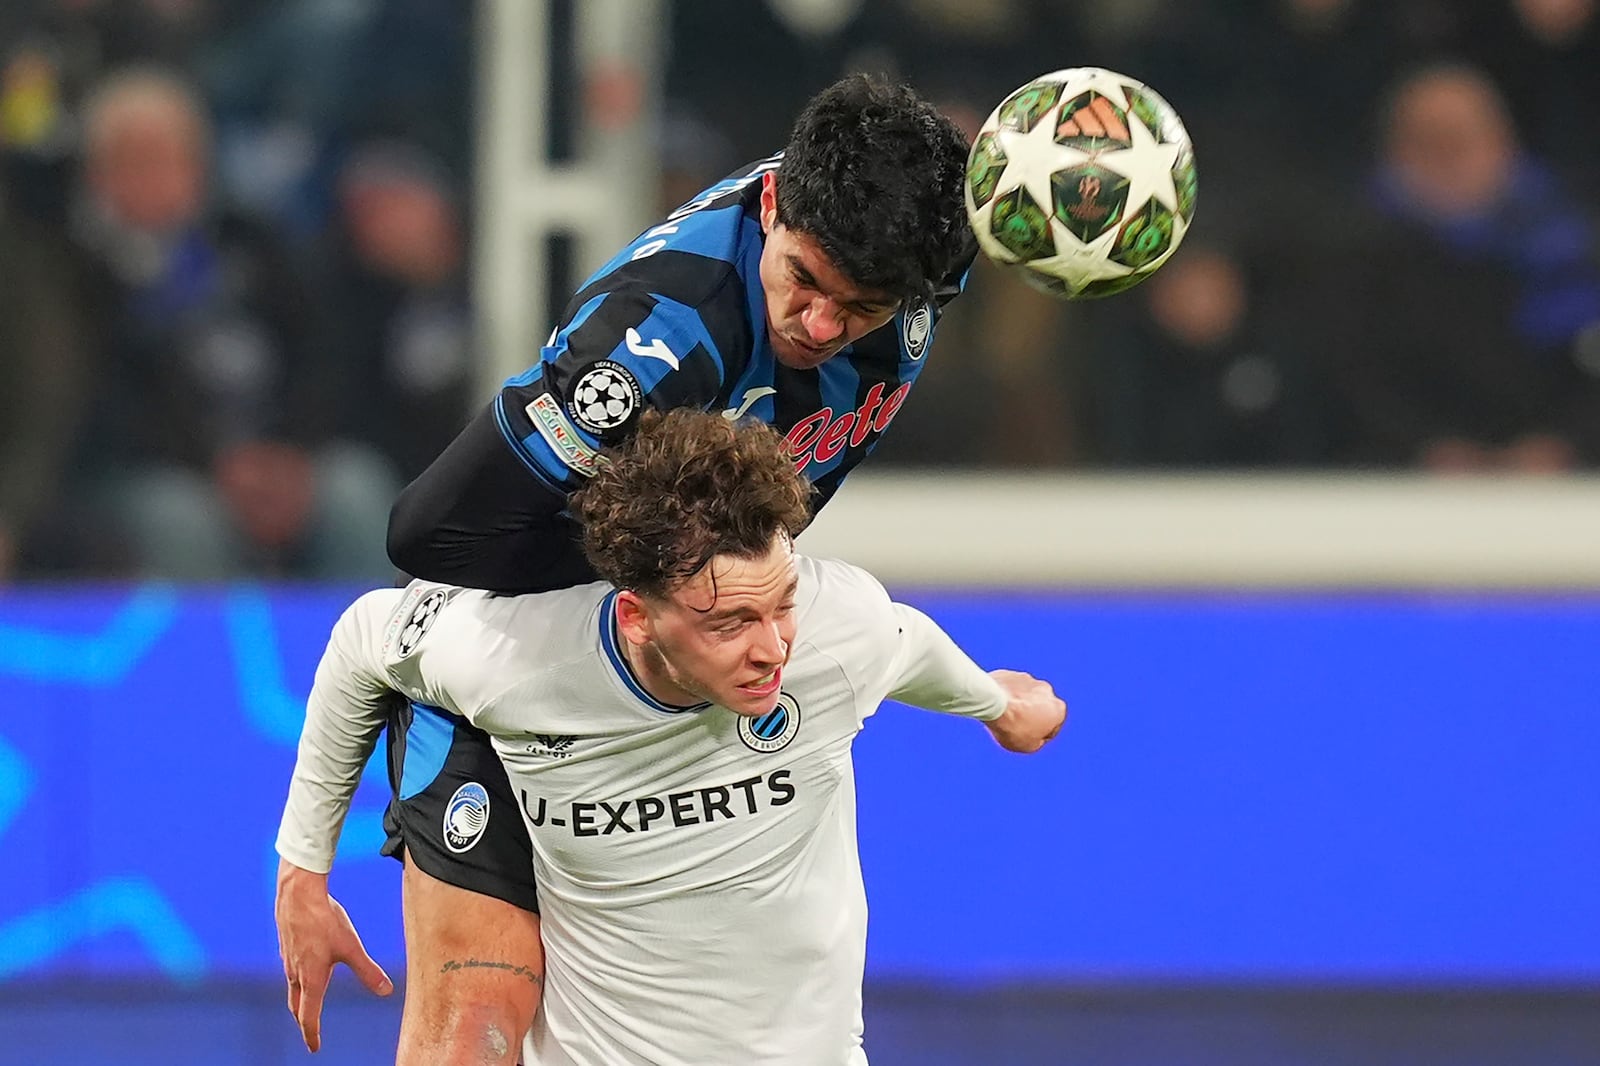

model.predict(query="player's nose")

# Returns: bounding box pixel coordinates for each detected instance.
[750,620,788,665]
[801,298,845,343]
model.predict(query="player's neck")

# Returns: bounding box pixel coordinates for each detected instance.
[614,610,703,709]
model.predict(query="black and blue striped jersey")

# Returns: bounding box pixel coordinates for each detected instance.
[495,155,973,516]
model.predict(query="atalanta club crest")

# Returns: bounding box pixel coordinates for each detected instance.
[902,301,932,361]
[443,781,490,853]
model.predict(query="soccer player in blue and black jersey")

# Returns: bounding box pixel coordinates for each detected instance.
[276,73,974,1064]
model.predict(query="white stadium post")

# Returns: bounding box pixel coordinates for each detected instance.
[475,0,665,394]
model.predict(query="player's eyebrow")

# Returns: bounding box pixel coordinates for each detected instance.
[847,294,897,314]
[786,256,895,314]
[704,578,799,622]
[787,256,818,288]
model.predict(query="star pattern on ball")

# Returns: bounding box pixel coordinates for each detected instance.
[965,68,1195,298]
[994,111,1086,217]
[1091,105,1184,214]
[1027,245,1135,292]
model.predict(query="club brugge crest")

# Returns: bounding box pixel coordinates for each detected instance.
[738,692,801,753]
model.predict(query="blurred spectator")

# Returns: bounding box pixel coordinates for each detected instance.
[1233,0,1396,190]
[657,103,739,216]
[1461,0,1600,196]
[66,67,398,579]
[1,28,86,225]
[1323,62,1600,471]
[202,0,473,237]
[0,198,90,581]
[0,0,243,223]
[304,141,474,483]
[1083,242,1333,467]
[871,256,1085,468]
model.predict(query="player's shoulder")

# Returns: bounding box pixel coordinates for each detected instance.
[378,580,610,687]
[796,553,887,594]
[793,554,896,641]
[560,248,749,379]
[585,161,768,311]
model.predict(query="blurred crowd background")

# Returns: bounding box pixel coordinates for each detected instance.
[4,0,1600,584]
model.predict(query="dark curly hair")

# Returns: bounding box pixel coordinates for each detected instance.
[569,409,813,599]
[777,74,974,302]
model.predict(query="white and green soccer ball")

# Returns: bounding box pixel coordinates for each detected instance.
[965,67,1198,299]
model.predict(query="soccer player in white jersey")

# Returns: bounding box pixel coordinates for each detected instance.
[276,410,1065,1064]
[278,76,978,1066]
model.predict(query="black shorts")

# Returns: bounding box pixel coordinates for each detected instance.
[381,698,540,913]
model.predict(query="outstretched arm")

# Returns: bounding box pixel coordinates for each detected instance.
[275,589,405,1051]
[388,275,735,597]
[277,590,402,872]
[386,403,593,594]
[887,602,1066,753]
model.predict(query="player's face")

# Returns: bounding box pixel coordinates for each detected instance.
[621,533,800,717]
[757,173,901,370]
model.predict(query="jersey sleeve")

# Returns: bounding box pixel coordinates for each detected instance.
[388,281,745,592]
[883,603,1007,721]
[386,402,595,593]
[275,588,406,874]
[809,557,1006,721]
[934,245,976,309]
[495,287,732,494]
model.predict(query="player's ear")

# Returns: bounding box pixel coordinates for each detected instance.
[759,171,778,233]
[615,590,653,647]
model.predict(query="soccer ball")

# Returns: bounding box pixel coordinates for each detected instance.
[965,67,1197,299]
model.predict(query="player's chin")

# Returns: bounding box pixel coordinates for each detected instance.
[773,336,836,370]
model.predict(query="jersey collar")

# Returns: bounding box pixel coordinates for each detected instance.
[598,590,710,715]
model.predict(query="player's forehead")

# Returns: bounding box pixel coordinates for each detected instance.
[780,228,898,310]
[672,534,797,616]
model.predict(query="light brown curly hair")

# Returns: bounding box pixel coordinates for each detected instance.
[569,409,813,599]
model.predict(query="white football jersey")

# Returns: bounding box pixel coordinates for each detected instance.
[279,554,1007,1066]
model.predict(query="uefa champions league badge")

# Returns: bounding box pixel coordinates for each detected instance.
[392,587,455,659]
[443,782,491,853]
[738,693,802,754]
[902,300,932,361]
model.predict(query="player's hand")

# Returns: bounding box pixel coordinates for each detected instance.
[984,670,1066,754]
[275,858,393,1052]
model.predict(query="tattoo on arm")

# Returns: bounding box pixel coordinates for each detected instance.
[440,958,543,987]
